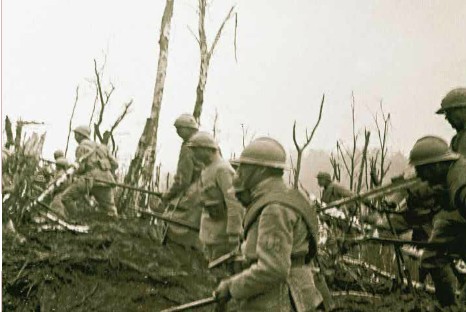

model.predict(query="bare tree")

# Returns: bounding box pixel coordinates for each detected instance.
[356,129,371,193]
[65,86,80,157]
[329,151,341,182]
[191,1,236,123]
[122,0,175,209]
[336,92,360,191]
[292,94,325,189]
[371,100,392,184]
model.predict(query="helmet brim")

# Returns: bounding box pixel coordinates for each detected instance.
[435,107,445,114]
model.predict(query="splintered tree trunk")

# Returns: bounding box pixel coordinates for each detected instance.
[121,0,175,210]
[192,0,209,123]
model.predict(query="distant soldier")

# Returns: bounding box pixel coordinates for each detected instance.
[51,125,118,220]
[49,157,71,218]
[53,149,65,161]
[186,131,243,262]
[409,136,466,308]
[54,157,69,177]
[161,114,202,248]
[214,137,322,311]
[317,171,353,204]
[436,87,466,156]
[317,171,359,221]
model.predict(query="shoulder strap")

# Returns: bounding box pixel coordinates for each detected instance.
[244,189,318,261]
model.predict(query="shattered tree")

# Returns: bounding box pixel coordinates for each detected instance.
[122,0,175,210]
[192,0,236,124]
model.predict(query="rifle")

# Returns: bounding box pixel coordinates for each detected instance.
[93,179,163,198]
[27,149,95,211]
[342,236,442,249]
[208,249,245,269]
[160,296,218,312]
[132,208,199,231]
[317,176,421,212]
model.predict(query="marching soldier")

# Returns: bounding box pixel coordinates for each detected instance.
[51,125,118,220]
[186,131,243,262]
[409,135,466,308]
[214,137,322,311]
[436,87,466,156]
[161,114,202,248]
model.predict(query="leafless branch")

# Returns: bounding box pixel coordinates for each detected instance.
[208,6,235,61]
[65,86,80,157]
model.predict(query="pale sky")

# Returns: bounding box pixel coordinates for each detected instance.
[3,0,466,172]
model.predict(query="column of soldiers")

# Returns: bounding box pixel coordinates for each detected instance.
[43,88,466,310]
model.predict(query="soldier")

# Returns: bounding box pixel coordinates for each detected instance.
[53,149,65,161]
[161,114,202,248]
[52,125,118,220]
[186,131,243,262]
[54,157,69,177]
[436,87,466,155]
[317,171,353,204]
[214,137,322,311]
[409,135,466,308]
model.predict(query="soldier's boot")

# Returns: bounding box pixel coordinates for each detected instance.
[429,266,457,308]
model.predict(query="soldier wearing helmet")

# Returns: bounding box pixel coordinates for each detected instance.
[214,137,322,311]
[53,150,65,161]
[436,87,466,156]
[186,131,243,262]
[409,135,466,308]
[161,114,202,249]
[51,125,119,220]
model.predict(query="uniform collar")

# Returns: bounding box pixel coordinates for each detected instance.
[250,176,286,201]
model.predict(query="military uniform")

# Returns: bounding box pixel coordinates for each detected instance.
[227,177,322,311]
[54,139,118,219]
[410,136,466,307]
[451,130,466,157]
[163,141,203,248]
[321,182,353,204]
[198,157,243,261]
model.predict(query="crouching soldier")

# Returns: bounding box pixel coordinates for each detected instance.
[187,131,243,262]
[52,125,118,220]
[214,137,323,311]
[409,135,466,309]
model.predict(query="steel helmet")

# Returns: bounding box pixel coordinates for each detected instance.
[53,150,65,160]
[316,171,332,181]
[55,157,69,168]
[174,114,199,129]
[436,87,466,114]
[73,125,91,139]
[237,137,287,169]
[409,136,460,166]
[186,131,218,149]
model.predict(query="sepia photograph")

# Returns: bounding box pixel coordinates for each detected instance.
[2,0,466,311]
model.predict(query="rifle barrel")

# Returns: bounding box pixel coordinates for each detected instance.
[134,209,199,231]
[94,179,163,197]
[160,296,217,312]
[318,177,420,212]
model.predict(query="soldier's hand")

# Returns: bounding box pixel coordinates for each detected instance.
[213,280,232,302]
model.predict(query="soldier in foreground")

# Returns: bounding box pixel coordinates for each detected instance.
[409,135,466,308]
[161,114,202,248]
[214,137,322,311]
[51,125,118,220]
[187,131,243,262]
